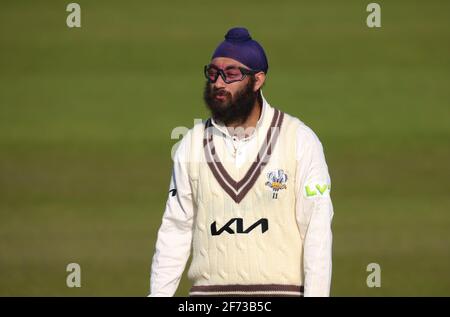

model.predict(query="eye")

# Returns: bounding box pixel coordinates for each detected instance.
[206,68,218,79]
[224,68,241,79]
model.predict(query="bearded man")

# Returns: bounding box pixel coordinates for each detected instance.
[149,27,334,297]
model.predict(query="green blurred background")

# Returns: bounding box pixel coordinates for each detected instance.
[0,0,449,296]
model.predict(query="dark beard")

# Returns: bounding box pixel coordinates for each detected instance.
[203,77,257,126]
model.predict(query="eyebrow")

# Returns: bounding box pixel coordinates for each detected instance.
[210,64,241,70]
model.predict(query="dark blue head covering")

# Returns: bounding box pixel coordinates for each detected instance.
[211,27,269,74]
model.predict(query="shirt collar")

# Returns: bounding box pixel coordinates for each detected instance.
[210,90,269,142]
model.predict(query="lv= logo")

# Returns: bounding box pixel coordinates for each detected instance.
[305,183,331,197]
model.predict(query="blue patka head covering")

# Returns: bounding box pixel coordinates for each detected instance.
[211,27,269,73]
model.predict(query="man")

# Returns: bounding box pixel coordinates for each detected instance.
[149,27,334,297]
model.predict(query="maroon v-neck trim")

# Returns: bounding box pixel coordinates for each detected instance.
[203,109,284,203]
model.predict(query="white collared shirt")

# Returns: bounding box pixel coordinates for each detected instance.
[150,94,334,297]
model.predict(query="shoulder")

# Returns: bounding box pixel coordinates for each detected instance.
[280,112,331,186]
[279,110,324,151]
[172,119,207,163]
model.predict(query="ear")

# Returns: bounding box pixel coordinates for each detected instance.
[253,72,266,91]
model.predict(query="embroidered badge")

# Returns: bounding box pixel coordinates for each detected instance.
[265,169,288,199]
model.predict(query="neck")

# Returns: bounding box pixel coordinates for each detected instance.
[226,94,262,139]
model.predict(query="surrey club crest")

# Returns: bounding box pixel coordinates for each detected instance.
[265,169,288,199]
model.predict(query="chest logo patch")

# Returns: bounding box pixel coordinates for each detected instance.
[265,169,288,199]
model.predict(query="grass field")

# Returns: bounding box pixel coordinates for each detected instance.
[0,0,449,296]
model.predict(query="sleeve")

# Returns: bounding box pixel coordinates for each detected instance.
[149,133,194,297]
[295,125,334,297]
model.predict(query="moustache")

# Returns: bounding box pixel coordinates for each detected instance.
[211,89,231,98]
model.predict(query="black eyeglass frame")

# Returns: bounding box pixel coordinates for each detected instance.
[204,64,259,84]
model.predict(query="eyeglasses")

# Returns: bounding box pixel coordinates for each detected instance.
[204,64,258,84]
